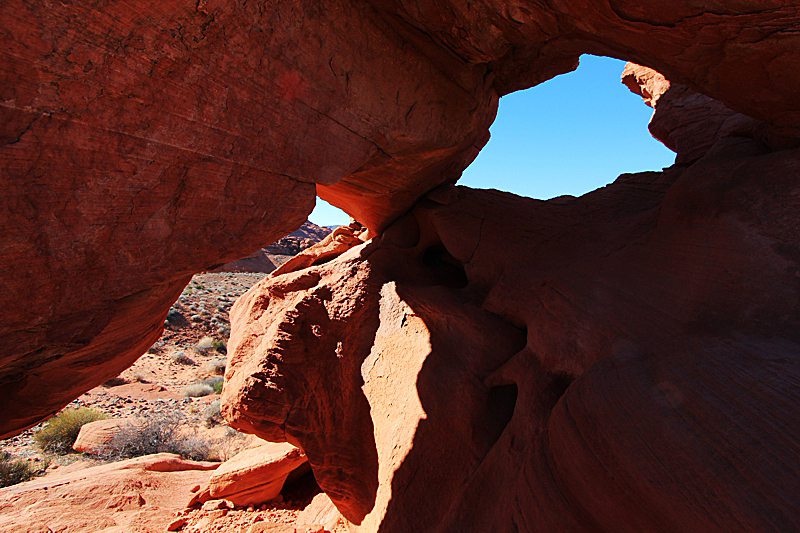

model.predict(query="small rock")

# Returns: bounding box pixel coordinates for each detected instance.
[206,509,227,520]
[166,516,188,531]
[191,517,211,530]
[201,499,229,511]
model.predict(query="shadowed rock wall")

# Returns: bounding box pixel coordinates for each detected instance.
[2,0,800,478]
[0,0,497,436]
[224,76,800,528]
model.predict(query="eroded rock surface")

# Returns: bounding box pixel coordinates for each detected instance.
[190,440,309,507]
[622,63,800,164]
[0,453,218,532]
[0,0,497,438]
[3,0,800,439]
[223,68,800,531]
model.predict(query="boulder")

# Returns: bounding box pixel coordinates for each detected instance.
[296,493,344,533]
[191,441,308,507]
[72,418,136,455]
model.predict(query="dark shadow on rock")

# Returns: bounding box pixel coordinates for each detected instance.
[373,144,800,532]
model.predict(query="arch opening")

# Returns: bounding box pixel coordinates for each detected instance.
[460,55,675,199]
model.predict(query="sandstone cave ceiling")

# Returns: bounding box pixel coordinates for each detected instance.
[2,1,800,531]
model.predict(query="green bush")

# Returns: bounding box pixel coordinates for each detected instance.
[212,380,224,395]
[212,340,227,354]
[0,452,42,487]
[34,408,107,454]
[101,410,210,461]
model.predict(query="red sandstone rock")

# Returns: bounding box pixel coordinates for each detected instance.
[3,2,800,531]
[0,453,217,532]
[246,523,296,533]
[166,516,189,531]
[224,120,800,531]
[72,417,136,455]
[192,441,308,507]
[3,0,800,440]
[0,0,497,439]
[296,493,343,533]
[622,63,800,163]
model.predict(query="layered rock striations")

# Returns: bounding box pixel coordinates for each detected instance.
[223,72,800,530]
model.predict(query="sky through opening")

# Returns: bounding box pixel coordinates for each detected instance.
[309,55,675,227]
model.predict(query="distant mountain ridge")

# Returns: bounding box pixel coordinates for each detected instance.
[214,221,332,273]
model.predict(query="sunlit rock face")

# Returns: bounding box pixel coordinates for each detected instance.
[223,64,800,530]
[2,0,800,490]
[225,139,800,530]
[0,0,498,438]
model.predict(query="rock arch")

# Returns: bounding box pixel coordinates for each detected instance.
[2,2,800,530]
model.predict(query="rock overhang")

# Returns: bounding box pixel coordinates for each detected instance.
[1,8,800,523]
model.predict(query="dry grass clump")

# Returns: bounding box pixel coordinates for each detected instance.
[182,383,214,397]
[195,336,214,353]
[34,408,107,454]
[202,399,223,427]
[0,452,45,487]
[101,410,210,461]
[170,351,195,365]
[206,358,226,375]
[197,376,224,395]
[206,428,248,462]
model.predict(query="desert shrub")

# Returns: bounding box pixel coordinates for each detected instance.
[195,336,214,353]
[170,351,195,365]
[212,380,224,395]
[34,408,107,454]
[206,428,247,462]
[182,383,213,397]
[203,399,223,427]
[101,410,210,461]
[212,340,227,354]
[206,358,226,375]
[0,452,43,487]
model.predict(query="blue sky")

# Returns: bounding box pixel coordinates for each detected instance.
[309,55,675,227]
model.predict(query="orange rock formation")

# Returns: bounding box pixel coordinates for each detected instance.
[2,2,800,531]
